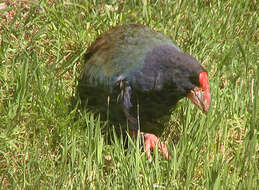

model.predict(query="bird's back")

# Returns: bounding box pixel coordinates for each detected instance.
[81,24,179,89]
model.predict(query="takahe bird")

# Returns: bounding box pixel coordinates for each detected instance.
[78,24,210,160]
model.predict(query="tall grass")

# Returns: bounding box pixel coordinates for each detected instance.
[0,0,258,189]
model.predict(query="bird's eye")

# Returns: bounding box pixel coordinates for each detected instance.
[189,75,199,86]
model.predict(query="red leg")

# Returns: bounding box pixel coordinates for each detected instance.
[140,132,169,162]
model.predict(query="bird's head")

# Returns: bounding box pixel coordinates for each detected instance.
[187,71,210,113]
[163,48,211,114]
[142,45,211,113]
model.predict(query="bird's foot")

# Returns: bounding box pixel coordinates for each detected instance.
[140,132,169,162]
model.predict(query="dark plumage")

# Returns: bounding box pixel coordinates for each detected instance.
[78,24,210,159]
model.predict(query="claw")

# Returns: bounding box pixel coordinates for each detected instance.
[140,132,169,162]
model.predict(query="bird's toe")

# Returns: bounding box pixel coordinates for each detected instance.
[141,132,169,161]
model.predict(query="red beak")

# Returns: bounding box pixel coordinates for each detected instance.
[187,72,210,114]
[187,87,210,113]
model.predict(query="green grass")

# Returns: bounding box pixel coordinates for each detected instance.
[0,0,258,189]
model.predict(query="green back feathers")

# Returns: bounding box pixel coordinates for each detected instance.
[82,24,178,88]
